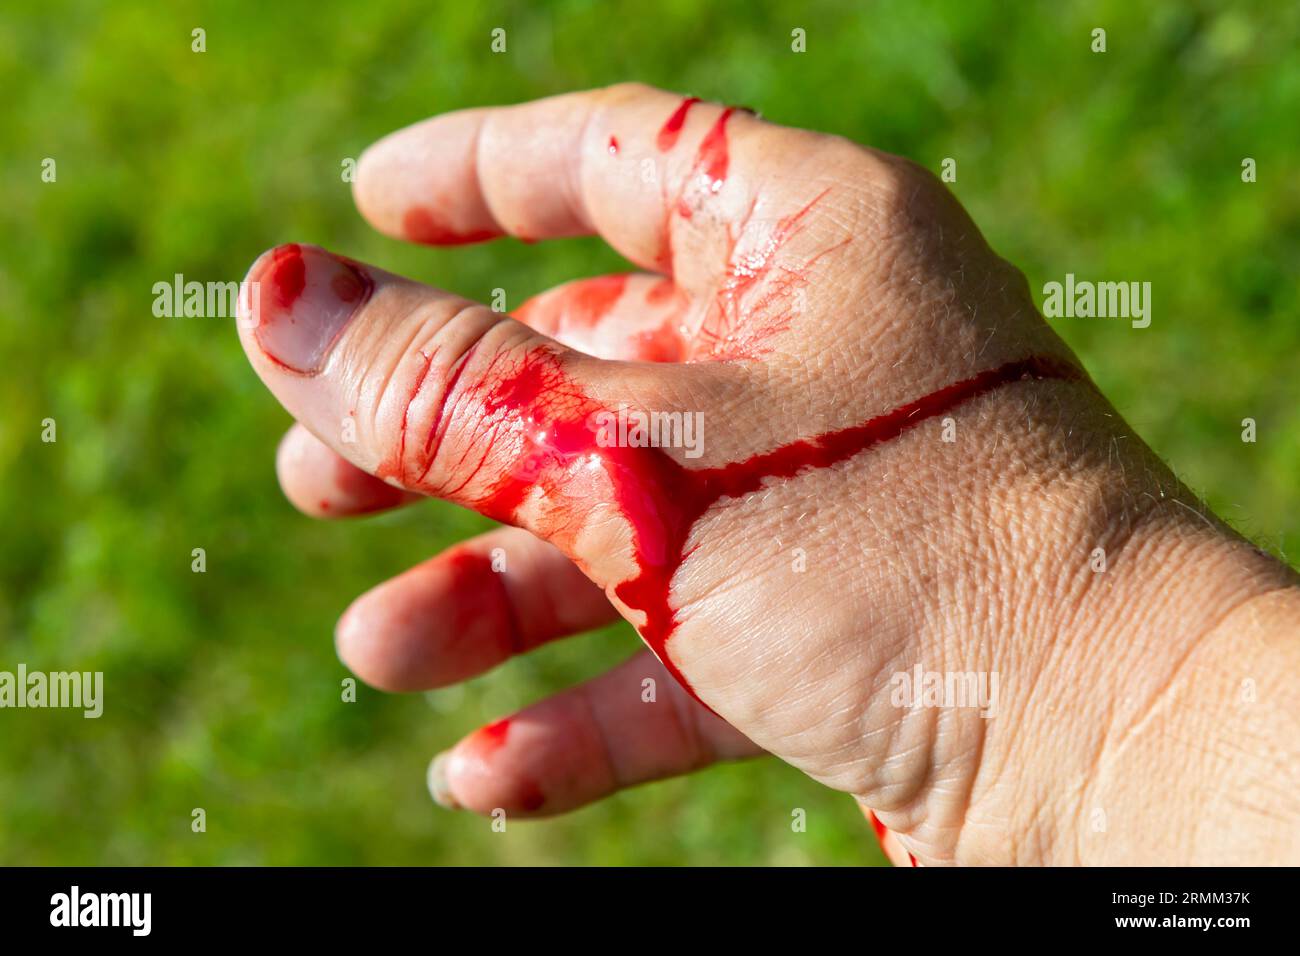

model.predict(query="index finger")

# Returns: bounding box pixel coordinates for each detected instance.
[352,83,866,280]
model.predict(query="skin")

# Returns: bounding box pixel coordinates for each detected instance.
[238,83,1300,866]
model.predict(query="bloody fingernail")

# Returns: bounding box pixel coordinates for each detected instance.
[245,243,373,375]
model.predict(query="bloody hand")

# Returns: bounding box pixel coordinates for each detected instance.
[239,84,1300,865]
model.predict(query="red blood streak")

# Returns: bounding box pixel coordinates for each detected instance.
[374,338,491,489]
[261,243,306,316]
[868,809,917,866]
[416,343,479,483]
[696,108,735,193]
[633,319,686,362]
[467,716,544,809]
[516,275,631,341]
[476,718,512,754]
[607,135,620,155]
[402,207,498,246]
[430,349,1081,699]
[658,103,738,264]
[673,107,737,223]
[869,810,888,842]
[555,274,630,331]
[656,96,700,151]
[645,278,678,306]
[637,281,689,362]
[252,244,375,375]
[374,349,438,484]
[467,351,599,525]
[693,191,843,361]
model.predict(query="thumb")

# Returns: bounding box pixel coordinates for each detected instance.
[235,243,698,576]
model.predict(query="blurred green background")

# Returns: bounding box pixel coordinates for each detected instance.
[1,0,1296,865]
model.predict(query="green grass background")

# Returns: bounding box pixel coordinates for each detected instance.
[0,0,1296,864]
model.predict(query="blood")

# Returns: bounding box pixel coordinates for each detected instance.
[266,244,305,312]
[252,244,375,375]
[333,453,405,511]
[645,104,845,361]
[656,96,700,152]
[330,269,367,303]
[869,810,888,842]
[363,113,1077,701]
[654,101,739,269]
[672,108,736,223]
[466,714,545,810]
[652,101,823,347]
[443,549,522,653]
[402,348,1081,699]
[514,276,630,341]
[466,350,599,525]
[518,784,546,812]
[475,717,512,754]
[869,809,919,867]
[650,98,829,347]
[402,206,498,246]
[633,319,687,362]
[692,191,840,361]
[658,191,848,362]
[608,135,620,155]
[645,278,678,306]
[375,349,437,483]
[559,274,630,330]
[418,345,478,481]
[696,108,734,194]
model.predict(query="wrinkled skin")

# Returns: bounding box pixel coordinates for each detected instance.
[240,84,1300,865]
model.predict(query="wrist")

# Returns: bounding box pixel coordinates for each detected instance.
[965,380,1298,863]
[1067,568,1300,865]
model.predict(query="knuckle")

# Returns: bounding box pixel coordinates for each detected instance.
[369,302,529,493]
[599,80,656,104]
[873,154,945,219]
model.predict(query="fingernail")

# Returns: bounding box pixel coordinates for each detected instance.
[244,243,373,375]
[427,752,461,810]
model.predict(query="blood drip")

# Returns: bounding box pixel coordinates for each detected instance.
[399,349,1081,699]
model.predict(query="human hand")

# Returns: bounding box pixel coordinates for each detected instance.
[240,84,1300,865]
